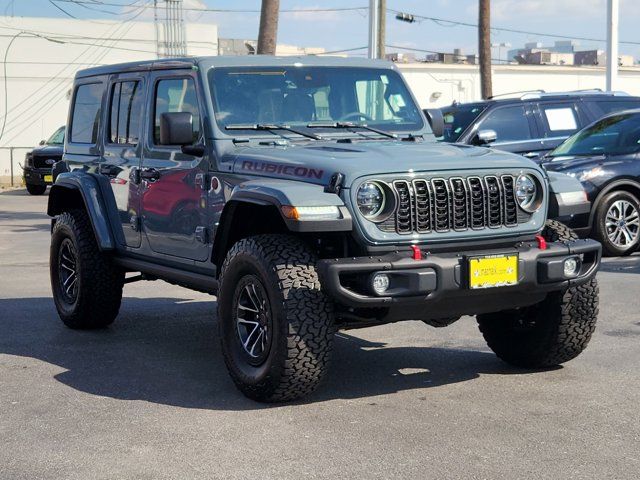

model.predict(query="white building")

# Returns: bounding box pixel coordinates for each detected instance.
[0,15,218,185]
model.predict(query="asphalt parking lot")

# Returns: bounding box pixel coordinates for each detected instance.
[1,188,640,480]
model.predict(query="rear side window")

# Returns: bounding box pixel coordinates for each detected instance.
[154,78,200,144]
[109,81,144,144]
[540,104,579,137]
[592,100,640,116]
[70,83,103,144]
[478,105,531,143]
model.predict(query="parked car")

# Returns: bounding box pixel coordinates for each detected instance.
[543,109,640,256]
[435,90,640,160]
[22,126,65,195]
[48,56,601,402]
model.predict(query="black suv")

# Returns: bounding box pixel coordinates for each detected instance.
[23,126,65,195]
[437,91,640,160]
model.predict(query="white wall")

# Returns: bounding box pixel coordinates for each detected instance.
[0,16,218,185]
[398,63,640,109]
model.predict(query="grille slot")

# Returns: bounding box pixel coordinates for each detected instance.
[386,174,524,234]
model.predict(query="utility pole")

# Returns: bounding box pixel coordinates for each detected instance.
[377,0,386,59]
[368,0,379,59]
[479,0,492,99]
[257,0,279,55]
[606,0,619,91]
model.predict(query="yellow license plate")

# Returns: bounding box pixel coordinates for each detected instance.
[44,175,53,183]
[469,254,519,289]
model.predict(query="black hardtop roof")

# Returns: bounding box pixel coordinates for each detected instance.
[75,55,396,79]
[443,91,640,110]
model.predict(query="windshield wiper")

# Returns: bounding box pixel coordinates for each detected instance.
[225,123,322,140]
[307,121,397,139]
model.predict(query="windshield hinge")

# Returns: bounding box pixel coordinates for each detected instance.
[324,172,345,194]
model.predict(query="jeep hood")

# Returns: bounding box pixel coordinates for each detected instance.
[229,140,539,186]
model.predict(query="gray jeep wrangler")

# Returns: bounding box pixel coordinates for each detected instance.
[48,56,601,402]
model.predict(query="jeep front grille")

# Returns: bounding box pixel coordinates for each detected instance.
[380,175,520,234]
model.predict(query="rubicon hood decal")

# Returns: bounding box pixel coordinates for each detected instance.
[240,160,324,180]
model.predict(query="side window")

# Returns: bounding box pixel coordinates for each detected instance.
[592,100,640,116]
[109,80,144,144]
[154,77,200,144]
[479,105,531,143]
[540,104,579,137]
[70,83,103,144]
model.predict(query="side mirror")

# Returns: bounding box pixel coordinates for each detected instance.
[39,139,46,146]
[423,108,444,138]
[475,129,497,145]
[160,112,194,146]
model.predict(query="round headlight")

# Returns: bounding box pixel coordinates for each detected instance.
[515,174,539,212]
[357,181,385,218]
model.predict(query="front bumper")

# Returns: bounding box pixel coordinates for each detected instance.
[23,167,53,186]
[317,238,601,319]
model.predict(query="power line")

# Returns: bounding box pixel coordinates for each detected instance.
[54,0,368,14]
[388,9,640,47]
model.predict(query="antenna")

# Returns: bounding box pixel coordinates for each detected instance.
[154,0,187,58]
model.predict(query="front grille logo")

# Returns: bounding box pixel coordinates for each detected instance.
[45,159,56,165]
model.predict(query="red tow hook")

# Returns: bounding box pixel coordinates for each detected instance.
[535,235,548,250]
[411,245,422,260]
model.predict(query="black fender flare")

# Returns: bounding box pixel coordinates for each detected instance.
[588,178,640,231]
[47,172,117,250]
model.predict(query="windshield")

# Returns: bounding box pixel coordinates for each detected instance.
[550,113,640,157]
[46,127,65,145]
[440,104,487,142]
[208,66,424,135]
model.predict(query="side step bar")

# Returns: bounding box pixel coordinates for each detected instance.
[114,257,218,295]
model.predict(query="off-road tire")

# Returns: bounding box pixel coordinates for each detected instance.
[477,220,599,368]
[26,183,46,195]
[593,190,640,257]
[50,209,124,329]
[217,234,334,402]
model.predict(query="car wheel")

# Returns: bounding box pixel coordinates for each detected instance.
[26,183,46,195]
[477,220,599,368]
[217,234,334,402]
[50,209,124,329]
[594,190,640,256]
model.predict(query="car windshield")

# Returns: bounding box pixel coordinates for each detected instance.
[46,127,65,145]
[207,66,424,135]
[550,113,640,157]
[440,103,488,142]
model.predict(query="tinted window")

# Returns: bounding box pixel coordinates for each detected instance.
[592,100,640,116]
[441,104,488,142]
[154,78,200,144]
[46,126,65,145]
[541,104,578,136]
[109,81,144,144]
[551,113,640,157]
[478,105,530,142]
[208,67,424,134]
[70,83,103,144]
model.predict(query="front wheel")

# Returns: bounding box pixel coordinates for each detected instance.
[593,190,640,256]
[477,220,599,368]
[217,234,334,402]
[26,183,46,195]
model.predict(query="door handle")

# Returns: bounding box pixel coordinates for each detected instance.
[140,168,160,182]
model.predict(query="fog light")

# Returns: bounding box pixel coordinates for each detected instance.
[371,273,390,295]
[563,257,580,277]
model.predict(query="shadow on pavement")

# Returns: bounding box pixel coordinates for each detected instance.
[0,188,48,196]
[599,254,640,274]
[0,296,541,410]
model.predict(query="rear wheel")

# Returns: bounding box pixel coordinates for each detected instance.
[26,183,46,195]
[593,190,640,256]
[50,209,124,329]
[217,234,334,402]
[477,220,599,368]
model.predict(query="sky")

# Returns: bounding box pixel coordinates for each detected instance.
[3,0,640,60]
